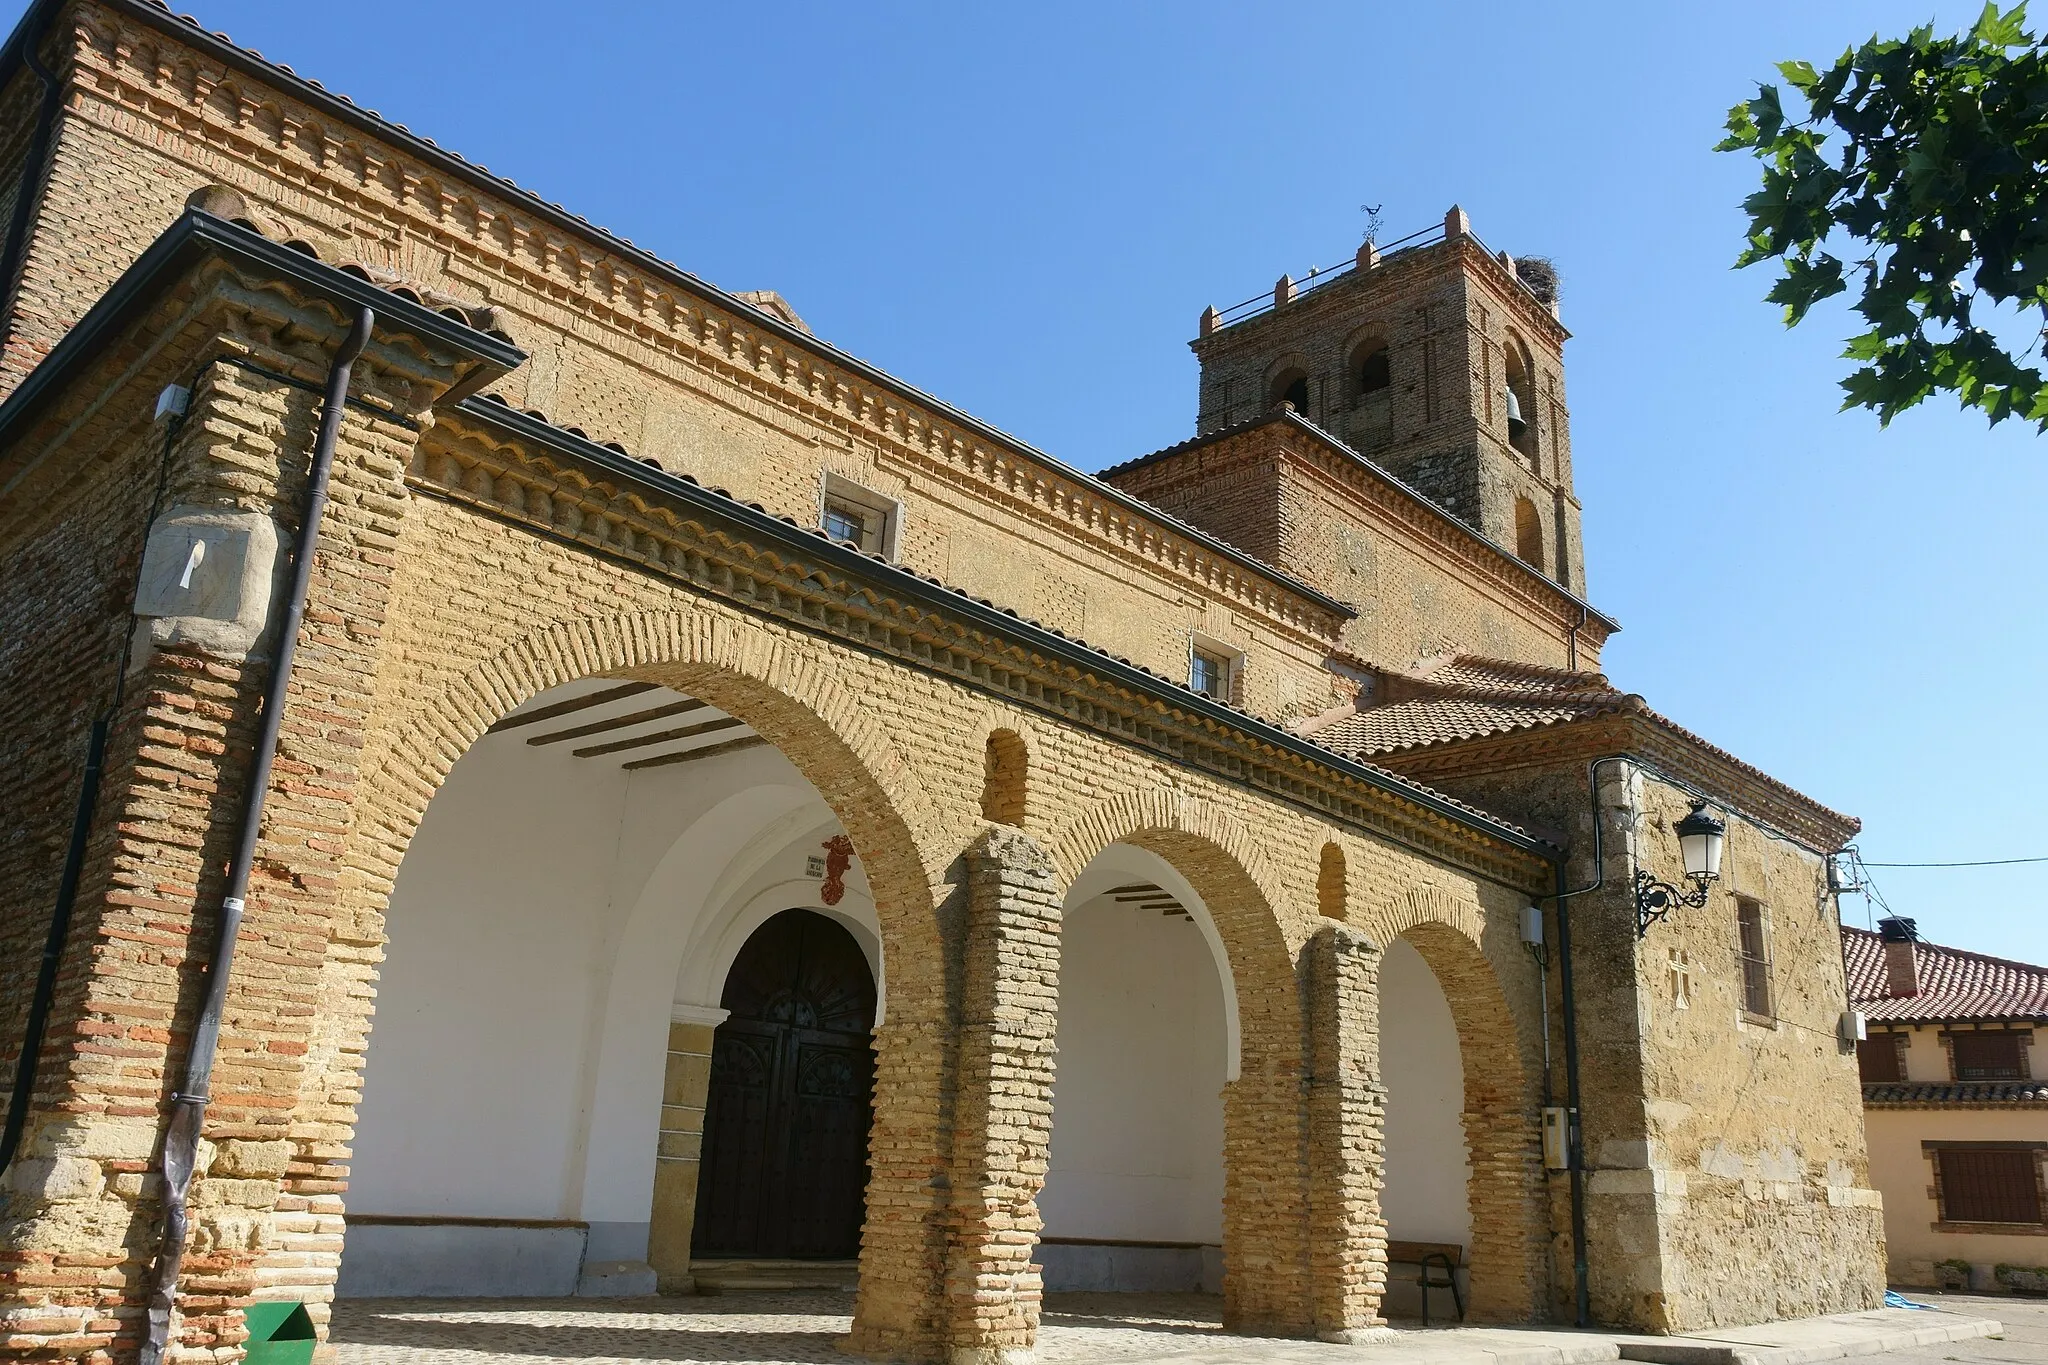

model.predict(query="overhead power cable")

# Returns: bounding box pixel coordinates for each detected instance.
[1857,856,2048,868]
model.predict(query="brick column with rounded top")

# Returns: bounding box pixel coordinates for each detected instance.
[944,825,1063,1365]
[1304,922,1391,1340]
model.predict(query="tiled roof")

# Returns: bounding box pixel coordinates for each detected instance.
[1862,1081,2048,1107]
[1302,653,1858,848]
[1843,925,2048,1024]
[1306,654,1634,759]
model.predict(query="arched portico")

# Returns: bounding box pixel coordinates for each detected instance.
[1046,792,1311,1335]
[1359,891,1549,1323]
[296,607,972,1356]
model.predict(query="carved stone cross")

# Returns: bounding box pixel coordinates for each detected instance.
[1668,948,1694,1010]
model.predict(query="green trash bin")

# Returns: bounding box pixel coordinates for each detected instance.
[242,1301,316,1365]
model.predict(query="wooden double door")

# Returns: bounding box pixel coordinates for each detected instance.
[690,909,876,1260]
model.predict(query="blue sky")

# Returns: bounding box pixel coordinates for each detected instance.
[83,1,2044,962]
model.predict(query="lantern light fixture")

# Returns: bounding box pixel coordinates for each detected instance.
[1634,800,1727,938]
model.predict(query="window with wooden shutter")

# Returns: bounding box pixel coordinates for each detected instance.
[1949,1031,2027,1080]
[1857,1036,1903,1083]
[1934,1146,2043,1225]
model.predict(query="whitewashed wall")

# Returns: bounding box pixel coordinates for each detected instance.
[1039,848,1230,1291]
[340,691,872,1297]
[1379,936,1473,1250]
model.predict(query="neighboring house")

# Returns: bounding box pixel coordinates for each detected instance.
[1846,918,2048,1293]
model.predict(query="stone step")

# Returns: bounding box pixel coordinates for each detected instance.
[688,1259,860,1293]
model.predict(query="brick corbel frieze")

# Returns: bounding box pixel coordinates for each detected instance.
[416,405,1557,895]
[1370,714,1860,855]
[0,244,510,551]
[1103,416,1614,659]
[56,1,1350,655]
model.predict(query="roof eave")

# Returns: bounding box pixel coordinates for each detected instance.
[450,394,1559,864]
[0,208,525,456]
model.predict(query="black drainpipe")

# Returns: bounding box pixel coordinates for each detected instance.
[0,4,66,364]
[139,305,373,1365]
[1550,855,1592,1327]
[0,717,108,1178]
[1549,753,1631,1328]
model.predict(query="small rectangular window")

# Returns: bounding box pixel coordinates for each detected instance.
[1935,1146,2042,1225]
[1190,647,1230,700]
[1857,1036,1903,1083]
[818,474,900,559]
[822,499,878,551]
[1736,900,1772,1019]
[1952,1031,2027,1081]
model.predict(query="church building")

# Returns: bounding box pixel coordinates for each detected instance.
[0,3,1884,1362]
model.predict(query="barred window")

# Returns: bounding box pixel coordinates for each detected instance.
[1934,1146,2043,1225]
[1951,1031,2027,1081]
[1736,900,1772,1019]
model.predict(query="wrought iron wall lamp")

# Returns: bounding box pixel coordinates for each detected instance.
[1634,800,1727,938]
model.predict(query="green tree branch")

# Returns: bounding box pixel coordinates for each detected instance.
[1720,2,2048,430]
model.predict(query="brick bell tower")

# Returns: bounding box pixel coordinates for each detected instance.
[1190,207,1585,594]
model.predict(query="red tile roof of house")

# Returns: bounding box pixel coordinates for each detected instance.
[1843,925,2048,1024]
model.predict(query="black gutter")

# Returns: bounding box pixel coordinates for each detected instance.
[0,0,61,363]
[0,0,1353,626]
[0,716,106,1180]
[139,305,374,1365]
[0,210,521,478]
[453,394,1556,867]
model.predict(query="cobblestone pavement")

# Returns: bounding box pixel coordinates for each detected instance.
[327,1289,2030,1365]
[328,1291,1252,1365]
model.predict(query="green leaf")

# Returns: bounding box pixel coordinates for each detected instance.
[1779,59,1823,92]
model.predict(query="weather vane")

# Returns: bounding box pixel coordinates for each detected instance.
[1359,202,1385,246]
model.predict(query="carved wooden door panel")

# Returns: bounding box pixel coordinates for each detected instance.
[691,909,875,1259]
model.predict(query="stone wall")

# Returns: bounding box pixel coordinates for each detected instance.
[1412,752,1884,1331]
[1102,423,1605,672]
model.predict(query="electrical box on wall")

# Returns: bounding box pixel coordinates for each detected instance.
[1519,904,1544,947]
[1839,1009,1867,1043]
[1542,1106,1570,1170]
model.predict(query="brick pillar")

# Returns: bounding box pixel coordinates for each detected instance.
[0,322,457,1361]
[1304,923,1390,1340]
[944,826,1061,1365]
[647,1007,721,1293]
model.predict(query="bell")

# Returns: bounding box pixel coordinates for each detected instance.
[1505,385,1523,424]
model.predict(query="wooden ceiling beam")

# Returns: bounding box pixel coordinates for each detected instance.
[528,697,709,747]
[487,681,657,733]
[622,735,770,771]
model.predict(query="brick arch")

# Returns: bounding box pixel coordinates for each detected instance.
[1358,883,1489,951]
[326,608,964,1353]
[355,609,948,937]
[1046,788,1315,1332]
[1378,902,1547,1323]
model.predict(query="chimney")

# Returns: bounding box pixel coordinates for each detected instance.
[1877,916,1920,998]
